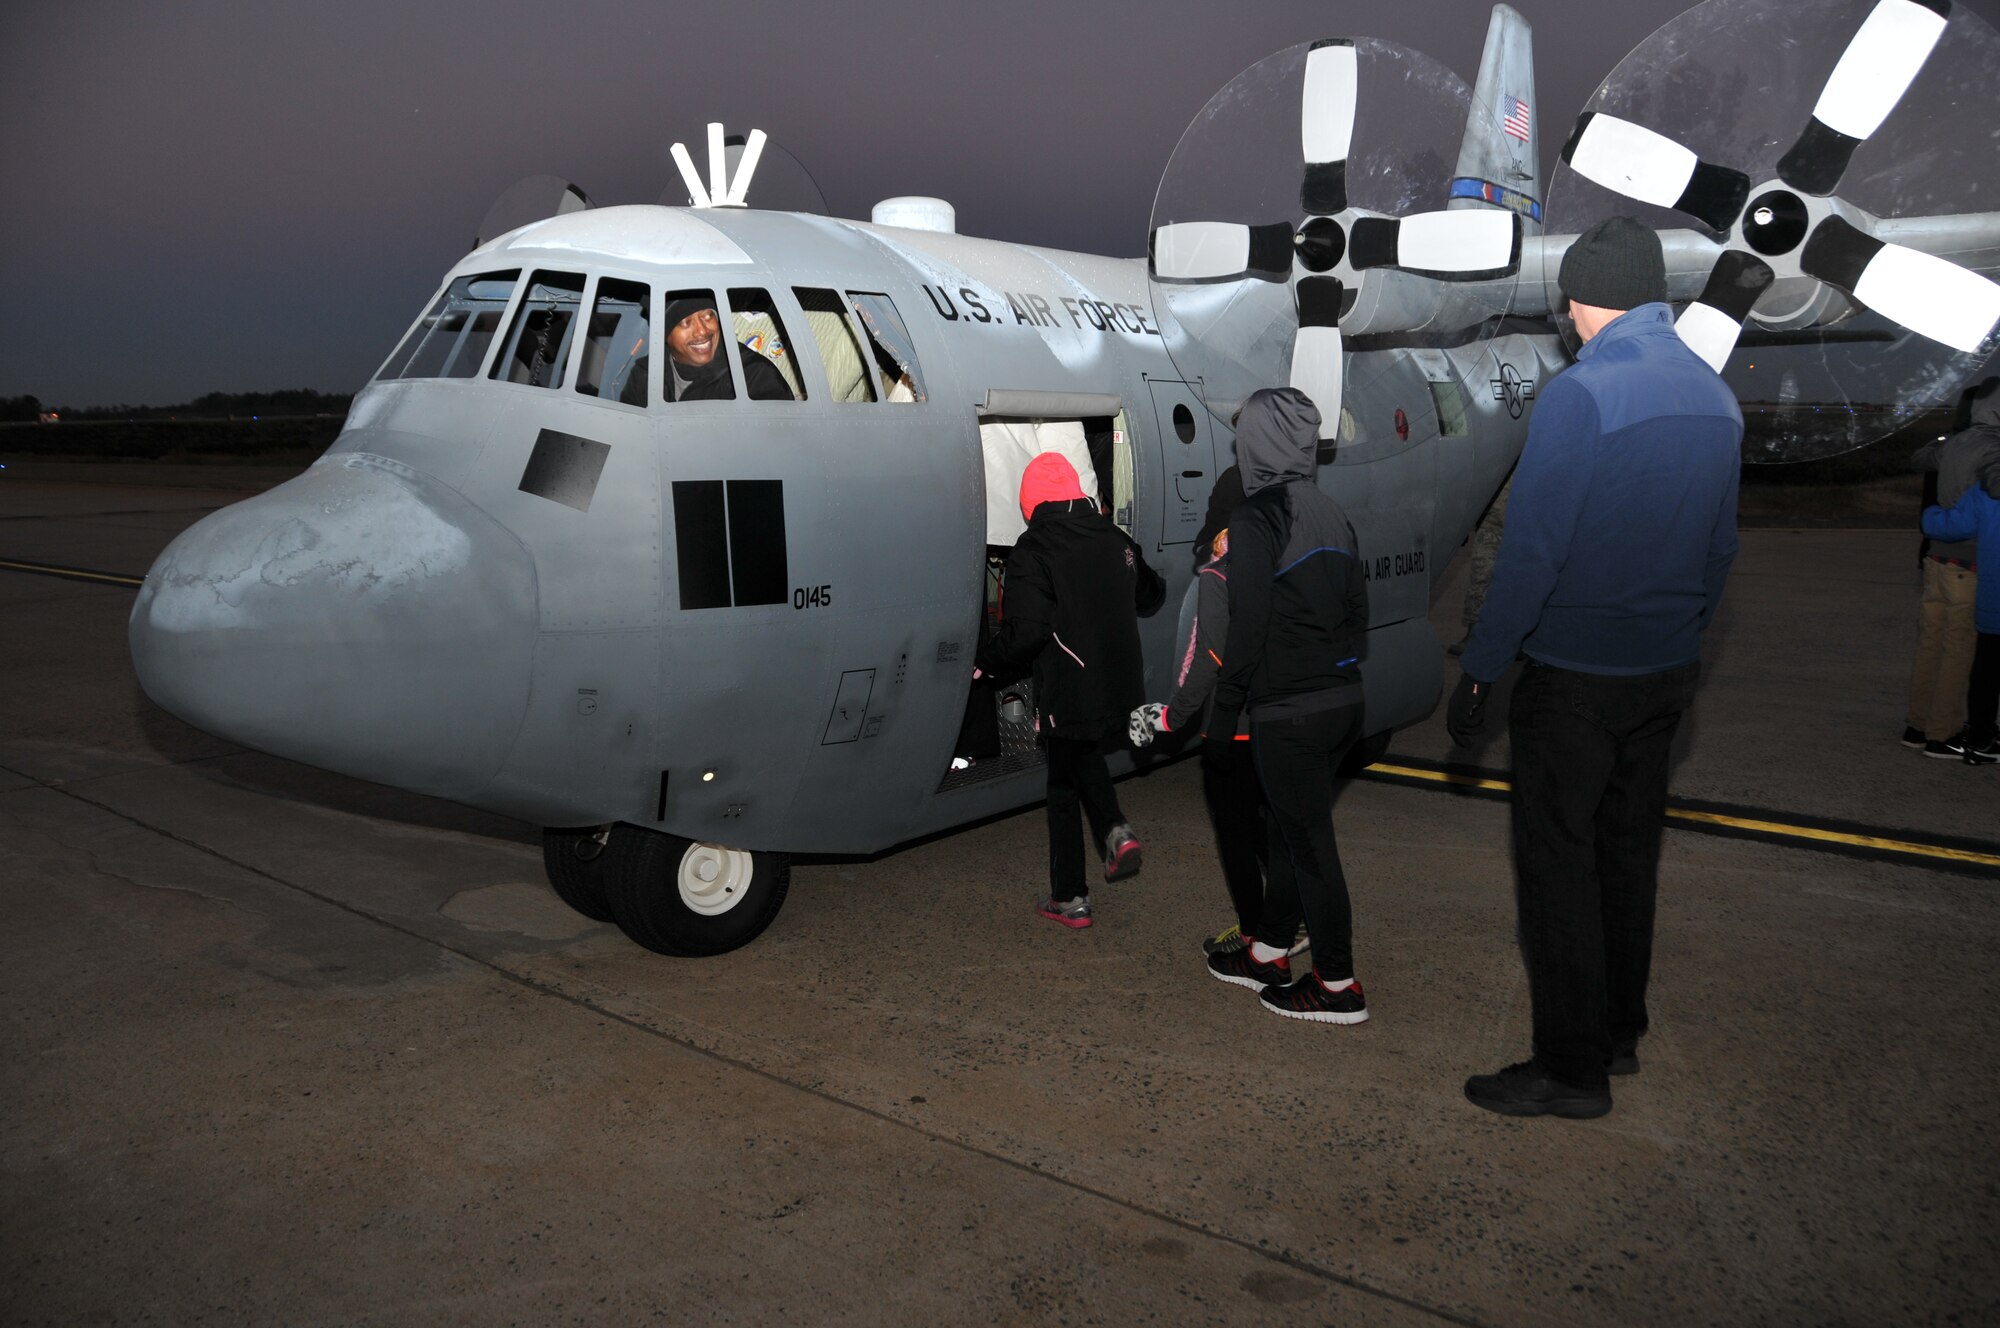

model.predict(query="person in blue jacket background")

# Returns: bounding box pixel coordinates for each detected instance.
[1923,472,2000,765]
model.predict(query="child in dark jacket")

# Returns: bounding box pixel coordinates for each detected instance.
[978,454,1165,926]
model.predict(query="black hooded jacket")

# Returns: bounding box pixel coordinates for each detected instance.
[1207,387,1367,736]
[977,488,1166,741]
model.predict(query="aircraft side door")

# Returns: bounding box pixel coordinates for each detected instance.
[1146,378,1221,551]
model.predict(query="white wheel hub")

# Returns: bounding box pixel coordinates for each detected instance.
[676,843,754,916]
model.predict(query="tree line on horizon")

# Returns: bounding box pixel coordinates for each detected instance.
[0,388,353,423]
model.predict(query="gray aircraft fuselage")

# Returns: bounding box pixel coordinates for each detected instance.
[130,203,1557,855]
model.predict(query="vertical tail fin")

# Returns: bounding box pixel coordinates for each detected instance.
[1447,5,1542,237]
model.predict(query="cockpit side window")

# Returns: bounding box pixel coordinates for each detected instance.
[727,288,806,401]
[576,277,651,407]
[490,269,586,389]
[792,287,876,403]
[849,293,926,403]
[380,270,520,381]
[661,289,735,402]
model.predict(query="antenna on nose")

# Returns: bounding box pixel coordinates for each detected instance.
[671,123,768,208]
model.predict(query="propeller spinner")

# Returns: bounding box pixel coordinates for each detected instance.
[1148,39,1524,444]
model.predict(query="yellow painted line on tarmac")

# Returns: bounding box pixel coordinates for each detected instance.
[0,558,145,588]
[1361,761,2000,872]
[1662,808,2000,870]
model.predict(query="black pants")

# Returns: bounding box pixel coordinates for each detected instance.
[1044,734,1123,898]
[1968,631,2000,745]
[1509,660,1700,1091]
[1201,737,1267,933]
[1249,704,1363,980]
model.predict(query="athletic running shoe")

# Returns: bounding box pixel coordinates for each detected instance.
[1103,824,1142,882]
[1966,737,2000,766]
[1202,922,1247,954]
[1901,726,1927,750]
[1464,1061,1612,1119]
[1608,1039,1640,1077]
[1206,945,1290,991]
[1036,896,1093,928]
[1258,974,1368,1024]
[1925,731,1970,760]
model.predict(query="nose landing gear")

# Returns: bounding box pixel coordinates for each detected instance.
[541,824,792,956]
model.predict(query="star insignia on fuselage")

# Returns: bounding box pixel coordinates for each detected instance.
[1490,362,1536,419]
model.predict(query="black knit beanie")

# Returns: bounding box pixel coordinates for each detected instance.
[1557,216,1667,310]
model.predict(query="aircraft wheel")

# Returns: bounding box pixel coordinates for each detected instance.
[604,826,791,956]
[541,826,618,922]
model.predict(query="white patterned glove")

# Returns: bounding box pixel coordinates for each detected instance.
[1128,702,1168,747]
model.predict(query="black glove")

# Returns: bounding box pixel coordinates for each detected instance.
[1445,674,1490,747]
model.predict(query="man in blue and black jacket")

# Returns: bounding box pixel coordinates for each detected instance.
[1449,216,1742,1120]
[1203,386,1372,1025]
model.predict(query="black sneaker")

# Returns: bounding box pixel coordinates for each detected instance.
[1901,725,1927,749]
[1258,975,1368,1024]
[1464,1061,1612,1119]
[1608,1040,1639,1077]
[1966,737,2000,766]
[1206,944,1290,991]
[1925,731,1970,760]
[1103,824,1142,882]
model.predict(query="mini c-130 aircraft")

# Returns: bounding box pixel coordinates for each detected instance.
[130,0,2000,956]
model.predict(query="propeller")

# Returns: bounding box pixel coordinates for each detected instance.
[1149,40,1524,439]
[473,175,593,250]
[1558,0,2000,371]
[661,126,829,215]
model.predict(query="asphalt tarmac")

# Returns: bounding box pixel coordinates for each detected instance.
[2,468,1995,1327]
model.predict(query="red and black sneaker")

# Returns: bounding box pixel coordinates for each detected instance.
[1206,944,1290,991]
[1258,974,1368,1024]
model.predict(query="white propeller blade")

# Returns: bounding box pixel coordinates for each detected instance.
[1676,303,1745,373]
[724,129,768,206]
[1811,0,1948,143]
[1290,276,1345,438]
[1779,0,1950,194]
[1561,112,1748,232]
[1674,251,1776,373]
[1150,221,1293,281]
[1302,40,1358,214]
[670,142,711,208]
[706,122,729,206]
[1850,244,2000,355]
[1802,216,2000,355]
[1290,326,1343,439]
[1349,210,1519,274]
[1152,222,1253,280]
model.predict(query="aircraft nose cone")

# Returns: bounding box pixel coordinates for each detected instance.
[130,455,536,801]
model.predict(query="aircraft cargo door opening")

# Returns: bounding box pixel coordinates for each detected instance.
[938,402,1134,794]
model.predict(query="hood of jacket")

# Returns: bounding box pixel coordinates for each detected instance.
[1019,452,1089,523]
[1234,387,1322,495]
[1971,380,2000,431]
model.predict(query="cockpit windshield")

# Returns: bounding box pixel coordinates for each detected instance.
[379,270,519,380]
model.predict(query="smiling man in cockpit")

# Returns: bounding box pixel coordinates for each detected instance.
[662,295,794,402]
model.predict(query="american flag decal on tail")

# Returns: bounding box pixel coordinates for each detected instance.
[1502,98,1531,142]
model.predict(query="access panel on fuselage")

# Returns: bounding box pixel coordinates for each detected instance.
[1147,379,1222,548]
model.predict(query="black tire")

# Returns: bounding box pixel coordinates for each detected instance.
[603,825,791,957]
[541,826,618,922]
